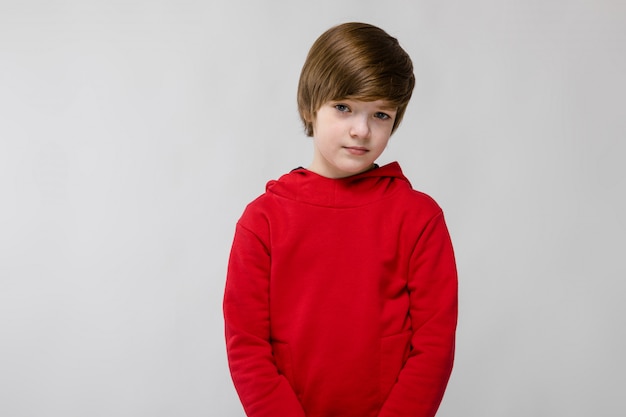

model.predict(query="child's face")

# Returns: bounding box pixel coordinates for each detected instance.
[309,99,397,178]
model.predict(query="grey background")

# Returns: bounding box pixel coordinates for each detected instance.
[1,1,625,416]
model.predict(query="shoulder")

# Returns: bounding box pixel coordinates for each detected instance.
[378,162,443,214]
[392,180,444,220]
[239,191,273,221]
[236,179,290,235]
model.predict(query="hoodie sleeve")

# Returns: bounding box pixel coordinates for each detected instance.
[378,212,458,417]
[223,222,306,417]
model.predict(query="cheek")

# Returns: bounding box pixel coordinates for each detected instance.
[315,120,340,138]
[372,126,393,143]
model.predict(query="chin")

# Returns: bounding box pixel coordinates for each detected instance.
[341,164,374,176]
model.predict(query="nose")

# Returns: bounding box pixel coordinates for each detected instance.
[350,115,371,139]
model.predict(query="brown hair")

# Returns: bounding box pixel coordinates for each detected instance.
[297,22,415,137]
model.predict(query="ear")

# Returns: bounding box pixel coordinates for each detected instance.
[302,109,313,124]
[305,110,317,137]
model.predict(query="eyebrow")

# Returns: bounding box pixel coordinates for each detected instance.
[332,99,398,111]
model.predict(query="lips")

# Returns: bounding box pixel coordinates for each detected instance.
[344,146,369,156]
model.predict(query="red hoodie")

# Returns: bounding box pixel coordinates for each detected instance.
[224,162,457,417]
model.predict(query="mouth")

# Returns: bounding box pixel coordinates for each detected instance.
[343,146,369,156]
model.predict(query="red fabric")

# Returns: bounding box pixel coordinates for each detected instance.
[224,162,457,417]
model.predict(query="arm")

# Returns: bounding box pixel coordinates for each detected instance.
[378,212,458,417]
[223,223,306,417]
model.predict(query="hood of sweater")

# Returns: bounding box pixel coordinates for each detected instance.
[265,161,412,208]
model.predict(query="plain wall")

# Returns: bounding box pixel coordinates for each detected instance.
[1,1,625,416]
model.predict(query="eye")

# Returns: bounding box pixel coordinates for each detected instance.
[374,112,391,120]
[334,104,350,112]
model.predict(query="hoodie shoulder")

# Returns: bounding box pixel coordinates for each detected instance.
[239,162,444,231]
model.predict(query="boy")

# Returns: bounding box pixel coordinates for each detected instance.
[223,22,457,417]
